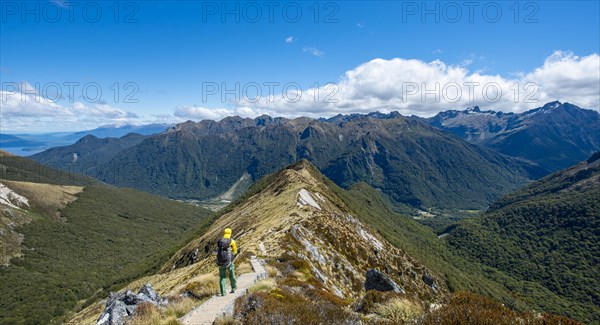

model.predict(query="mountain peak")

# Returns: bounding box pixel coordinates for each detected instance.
[76,134,100,143]
[286,159,318,174]
[465,106,481,113]
[542,100,562,110]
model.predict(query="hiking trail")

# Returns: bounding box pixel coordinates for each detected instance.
[179,256,267,325]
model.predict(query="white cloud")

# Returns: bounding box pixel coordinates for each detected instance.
[173,105,265,121]
[522,51,600,109]
[285,36,295,43]
[0,86,140,132]
[174,105,233,120]
[302,47,325,58]
[229,51,599,118]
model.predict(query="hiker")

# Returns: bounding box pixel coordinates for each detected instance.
[216,228,237,296]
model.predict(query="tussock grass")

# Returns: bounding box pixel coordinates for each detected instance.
[214,315,236,325]
[165,297,197,319]
[183,273,219,299]
[248,278,276,294]
[129,297,197,325]
[373,298,423,323]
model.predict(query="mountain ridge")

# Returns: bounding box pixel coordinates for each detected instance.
[32,113,542,210]
[424,101,600,171]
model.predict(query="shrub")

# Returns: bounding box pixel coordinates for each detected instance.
[419,292,582,325]
[234,289,360,324]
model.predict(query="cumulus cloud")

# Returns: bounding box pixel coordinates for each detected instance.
[0,84,139,132]
[228,51,599,118]
[174,105,233,120]
[522,51,600,109]
[173,105,267,121]
[285,36,295,43]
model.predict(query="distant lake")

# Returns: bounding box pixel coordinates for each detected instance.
[0,147,47,156]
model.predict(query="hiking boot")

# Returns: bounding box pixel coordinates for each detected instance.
[230,289,235,294]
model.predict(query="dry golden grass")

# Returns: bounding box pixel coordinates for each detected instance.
[127,297,199,325]
[1,180,82,216]
[183,273,219,299]
[164,297,197,319]
[248,278,276,294]
[373,298,423,323]
[265,264,279,277]
[213,315,236,325]
[1,180,83,265]
[0,150,15,157]
[64,301,105,325]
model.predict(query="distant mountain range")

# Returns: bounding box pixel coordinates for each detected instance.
[32,113,542,210]
[0,123,172,156]
[27,101,598,210]
[423,101,600,172]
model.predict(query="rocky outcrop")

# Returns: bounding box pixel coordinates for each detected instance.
[364,269,405,293]
[96,284,166,325]
[422,273,438,291]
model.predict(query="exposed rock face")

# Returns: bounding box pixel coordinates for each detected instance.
[96,284,166,325]
[422,273,437,290]
[364,269,405,293]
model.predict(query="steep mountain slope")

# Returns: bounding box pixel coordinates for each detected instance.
[447,153,600,322]
[167,160,446,299]
[69,159,583,324]
[425,101,600,172]
[30,133,150,180]
[71,160,451,324]
[0,153,214,325]
[1,149,96,186]
[35,114,542,210]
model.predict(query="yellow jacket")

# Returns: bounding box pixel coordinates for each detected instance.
[223,229,237,255]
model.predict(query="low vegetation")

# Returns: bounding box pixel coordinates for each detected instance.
[182,273,219,300]
[447,158,600,322]
[420,292,582,325]
[0,185,213,325]
[128,297,196,325]
[327,178,591,322]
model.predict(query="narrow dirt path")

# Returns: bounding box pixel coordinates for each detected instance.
[179,256,267,325]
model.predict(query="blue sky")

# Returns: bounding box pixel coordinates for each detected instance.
[1,0,599,132]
